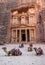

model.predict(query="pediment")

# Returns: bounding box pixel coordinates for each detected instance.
[11,24,29,28]
[17,24,30,28]
[11,24,36,29]
[20,24,28,27]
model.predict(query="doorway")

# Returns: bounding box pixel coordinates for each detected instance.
[22,34,26,41]
[21,30,26,41]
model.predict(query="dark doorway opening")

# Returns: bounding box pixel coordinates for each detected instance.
[22,34,26,41]
[21,30,26,41]
[27,29,30,42]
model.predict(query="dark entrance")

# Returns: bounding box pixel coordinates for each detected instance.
[22,34,26,41]
[27,29,30,41]
[21,30,26,41]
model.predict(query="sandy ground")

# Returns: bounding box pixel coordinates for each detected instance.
[0,44,45,65]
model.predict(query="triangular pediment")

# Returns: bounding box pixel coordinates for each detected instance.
[11,24,36,29]
[19,24,28,27]
[16,24,31,28]
[11,24,29,28]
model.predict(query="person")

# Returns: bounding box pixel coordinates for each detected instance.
[28,43,33,51]
[29,43,33,47]
[19,43,24,48]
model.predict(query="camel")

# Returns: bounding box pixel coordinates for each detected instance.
[2,47,22,56]
[34,47,43,56]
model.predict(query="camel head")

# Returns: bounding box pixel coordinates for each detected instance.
[33,47,37,51]
[2,47,8,54]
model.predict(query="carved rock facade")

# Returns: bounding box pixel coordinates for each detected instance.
[0,0,45,44]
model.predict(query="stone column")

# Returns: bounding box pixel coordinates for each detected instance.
[30,29,33,42]
[20,29,21,43]
[29,15,30,25]
[29,29,30,42]
[11,30,14,43]
[34,29,36,41]
[16,30,17,43]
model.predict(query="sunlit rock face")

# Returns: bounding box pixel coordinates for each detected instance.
[0,0,45,43]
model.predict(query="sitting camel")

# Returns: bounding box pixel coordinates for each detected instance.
[2,47,22,56]
[34,47,43,55]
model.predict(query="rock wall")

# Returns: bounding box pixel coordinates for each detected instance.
[0,1,17,43]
